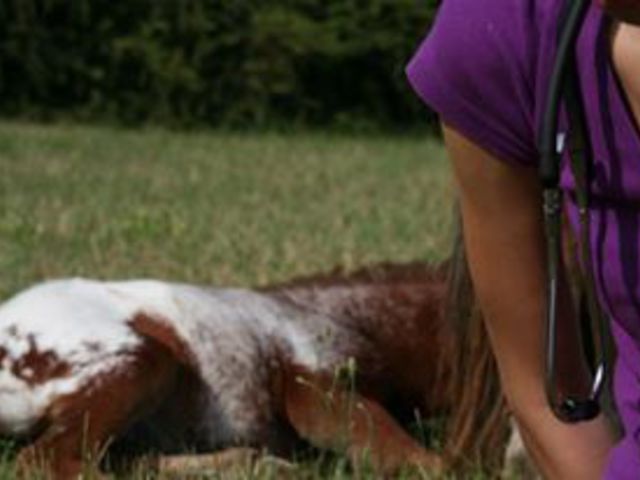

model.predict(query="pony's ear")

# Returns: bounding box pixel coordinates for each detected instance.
[128,313,196,367]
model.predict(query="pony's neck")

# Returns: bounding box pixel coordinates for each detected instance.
[263,262,449,325]
[266,262,453,416]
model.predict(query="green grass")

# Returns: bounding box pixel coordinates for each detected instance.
[0,122,454,478]
[0,122,452,298]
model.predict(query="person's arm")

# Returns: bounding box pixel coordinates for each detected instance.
[443,124,615,479]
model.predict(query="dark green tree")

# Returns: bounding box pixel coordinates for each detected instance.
[0,0,439,128]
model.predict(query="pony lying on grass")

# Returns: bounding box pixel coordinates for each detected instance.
[0,247,520,479]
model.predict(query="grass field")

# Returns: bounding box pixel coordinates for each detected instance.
[0,122,454,478]
[0,122,452,297]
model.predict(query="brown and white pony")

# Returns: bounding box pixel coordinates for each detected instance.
[0,247,516,479]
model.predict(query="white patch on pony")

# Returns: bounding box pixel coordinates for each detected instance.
[0,279,143,436]
[0,366,107,436]
[103,282,332,446]
[0,277,356,447]
[0,279,141,360]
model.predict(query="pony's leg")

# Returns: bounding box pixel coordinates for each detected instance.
[157,447,260,472]
[157,448,297,477]
[16,337,180,480]
[280,364,442,476]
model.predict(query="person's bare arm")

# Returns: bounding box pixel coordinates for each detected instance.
[443,125,615,479]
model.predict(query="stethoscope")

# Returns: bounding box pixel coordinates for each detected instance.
[540,0,609,423]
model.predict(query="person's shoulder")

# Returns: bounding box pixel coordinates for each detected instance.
[407,0,564,165]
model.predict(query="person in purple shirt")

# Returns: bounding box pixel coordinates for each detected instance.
[407,0,640,478]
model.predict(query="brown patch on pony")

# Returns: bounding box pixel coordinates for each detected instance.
[10,335,72,387]
[279,363,442,476]
[128,313,197,368]
[16,335,181,480]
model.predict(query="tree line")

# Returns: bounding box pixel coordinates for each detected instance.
[0,0,439,129]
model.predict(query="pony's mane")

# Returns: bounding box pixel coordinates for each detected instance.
[262,260,449,292]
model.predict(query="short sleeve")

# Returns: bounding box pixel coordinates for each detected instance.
[406,0,539,166]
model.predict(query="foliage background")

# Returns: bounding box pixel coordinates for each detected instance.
[0,0,439,129]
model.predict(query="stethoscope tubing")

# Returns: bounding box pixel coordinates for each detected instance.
[540,0,606,423]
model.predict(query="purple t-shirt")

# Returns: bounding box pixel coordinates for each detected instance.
[407,0,640,478]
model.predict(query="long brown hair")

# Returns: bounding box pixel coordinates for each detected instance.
[440,208,511,475]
